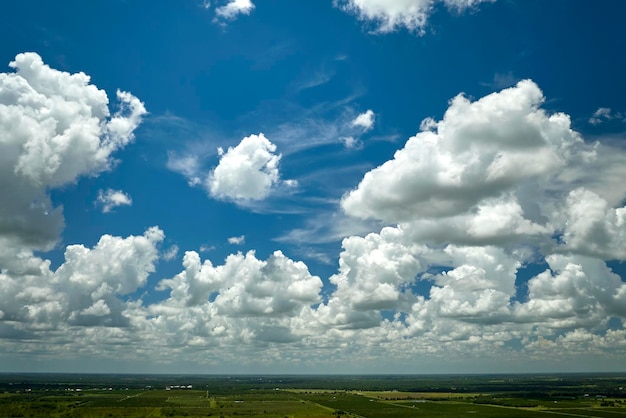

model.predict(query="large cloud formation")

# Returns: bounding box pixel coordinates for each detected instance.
[0,52,146,255]
[137,80,626,370]
[314,80,626,366]
[0,53,152,341]
[3,65,626,372]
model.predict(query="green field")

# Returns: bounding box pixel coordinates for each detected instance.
[1,374,625,417]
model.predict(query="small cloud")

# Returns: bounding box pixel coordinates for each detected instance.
[214,0,255,21]
[228,235,245,245]
[283,179,299,188]
[342,136,362,149]
[589,107,624,125]
[162,245,179,261]
[338,109,376,149]
[96,189,132,213]
[208,133,283,202]
[351,109,375,131]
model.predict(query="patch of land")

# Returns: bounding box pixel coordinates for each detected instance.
[0,373,625,417]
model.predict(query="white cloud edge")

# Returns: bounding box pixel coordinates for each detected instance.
[335,0,497,34]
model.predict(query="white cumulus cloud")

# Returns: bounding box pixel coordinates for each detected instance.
[207,133,286,201]
[0,227,163,330]
[149,250,323,346]
[0,52,146,253]
[341,80,592,223]
[351,109,375,131]
[315,78,626,346]
[228,235,245,245]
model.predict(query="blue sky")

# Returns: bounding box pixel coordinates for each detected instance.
[1,0,626,374]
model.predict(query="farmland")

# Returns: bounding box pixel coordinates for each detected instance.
[0,373,625,417]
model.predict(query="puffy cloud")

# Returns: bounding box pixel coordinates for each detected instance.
[399,194,553,247]
[335,0,496,34]
[3,53,146,187]
[96,189,132,213]
[207,133,287,201]
[158,250,322,314]
[0,53,148,333]
[314,79,626,354]
[58,227,163,295]
[351,109,375,131]
[316,226,427,329]
[514,255,626,327]
[426,245,520,322]
[228,235,245,245]
[341,109,377,149]
[0,52,146,252]
[342,80,592,223]
[0,227,163,330]
[559,188,626,260]
[149,250,323,347]
[215,0,255,20]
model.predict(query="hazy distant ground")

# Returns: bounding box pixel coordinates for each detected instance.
[1,373,625,417]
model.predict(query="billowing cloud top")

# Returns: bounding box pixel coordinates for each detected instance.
[0,227,163,329]
[342,80,591,223]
